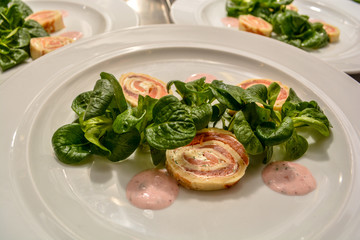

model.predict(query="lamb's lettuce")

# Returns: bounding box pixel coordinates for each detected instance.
[271,10,329,49]
[0,0,48,71]
[52,72,331,167]
[52,123,92,164]
[145,95,196,150]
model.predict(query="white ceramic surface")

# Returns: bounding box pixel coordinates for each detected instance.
[0,0,139,83]
[1,25,360,240]
[170,0,360,73]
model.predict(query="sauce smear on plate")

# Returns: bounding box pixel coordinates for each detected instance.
[126,169,179,210]
[262,161,316,196]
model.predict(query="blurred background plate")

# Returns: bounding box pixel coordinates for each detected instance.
[171,0,360,73]
[1,0,139,84]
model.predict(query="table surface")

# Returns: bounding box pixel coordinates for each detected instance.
[123,0,360,84]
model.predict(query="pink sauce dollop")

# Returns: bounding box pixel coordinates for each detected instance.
[60,10,69,17]
[262,161,316,196]
[221,17,239,28]
[126,169,179,210]
[185,73,217,83]
[59,31,83,41]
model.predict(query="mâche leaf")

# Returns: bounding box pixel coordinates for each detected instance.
[145,95,196,150]
[52,123,92,164]
[0,0,48,71]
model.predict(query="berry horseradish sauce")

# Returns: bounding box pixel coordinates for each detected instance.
[262,161,317,196]
[126,169,179,210]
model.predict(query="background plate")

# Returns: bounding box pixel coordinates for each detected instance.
[1,25,360,240]
[1,0,139,83]
[170,0,360,73]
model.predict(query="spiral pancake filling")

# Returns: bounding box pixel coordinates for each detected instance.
[166,128,249,191]
[119,72,169,106]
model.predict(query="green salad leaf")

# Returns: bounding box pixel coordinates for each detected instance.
[145,95,196,150]
[52,72,332,167]
[0,0,48,71]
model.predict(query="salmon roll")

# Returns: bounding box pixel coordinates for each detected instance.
[119,72,169,106]
[26,10,65,34]
[238,78,289,111]
[166,128,249,191]
[30,36,74,59]
[238,14,273,37]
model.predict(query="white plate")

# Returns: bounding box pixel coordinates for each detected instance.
[1,25,360,240]
[170,0,360,74]
[1,0,139,83]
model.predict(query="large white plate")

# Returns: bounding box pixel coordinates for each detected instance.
[170,0,360,74]
[1,0,139,83]
[1,25,360,240]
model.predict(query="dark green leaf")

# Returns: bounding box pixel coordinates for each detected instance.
[167,78,214,106]
[71,91,92,116]
[83,79,114,121]
[150,147,166,166]
[23,19,49,38]
[100,72,130,113]
[145,95,196,150]
[113,108,146,134]
[102,129,141,162]
[186,103,212,130]
[52,123,92,164]
[230,110,264,155]
[285,131,308,160]
[256,116,294,146]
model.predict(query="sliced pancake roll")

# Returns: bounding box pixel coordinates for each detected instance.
[238,78,289,111]
[166,128,249,191]
[30,36,74,59]
[26,10,65,34]
[119,72,169,106]
[238,14,273,37]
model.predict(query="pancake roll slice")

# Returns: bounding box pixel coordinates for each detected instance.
[166,128,249,191]
[238,14,273,37]
[30,36,74,59]
[119,72,169,106]
[26,10,65,33]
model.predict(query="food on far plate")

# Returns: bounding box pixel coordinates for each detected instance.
[238,78,289,111]
[166,128,249,191]
[26,10,65,34]
[30,36,74,59]
[238,15,273,37]
[225,0,339,50]
[0,0,49,71]
[310,20,340,43]
[119,72,170,106]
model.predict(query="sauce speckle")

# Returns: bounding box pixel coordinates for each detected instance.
[126,169,179,210]
[262,161,316,196]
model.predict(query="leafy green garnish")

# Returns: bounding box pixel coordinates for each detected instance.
[52,73,331,167]
[0,0,49,71]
